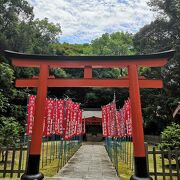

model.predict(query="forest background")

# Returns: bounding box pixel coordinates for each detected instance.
[0,0,179,142]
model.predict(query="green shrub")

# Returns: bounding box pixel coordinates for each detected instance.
[159,123,180,150]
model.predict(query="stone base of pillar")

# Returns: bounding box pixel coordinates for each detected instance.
[21,172,44,180]
[130,175,153,180]
[131,156,152,180]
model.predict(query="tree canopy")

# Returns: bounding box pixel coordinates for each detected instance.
[133,0,180,133]
[0,0,62,141]
[91,32,135,55]
[0,0,179,139]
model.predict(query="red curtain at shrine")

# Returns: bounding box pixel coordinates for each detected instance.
[26,96,83,139]
[101,98,132,138]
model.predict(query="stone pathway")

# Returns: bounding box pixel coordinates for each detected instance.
[47,144,119,180]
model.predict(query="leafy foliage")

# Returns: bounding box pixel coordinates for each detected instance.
[0,63,14,89]
[0,0,62,141]
[0,0,179,140]
[0,117,22,147]
[49,43,92,55]
[0,63,14,114]
[159,123,180,150]
[91,32,135,55]
[134,0,180,132]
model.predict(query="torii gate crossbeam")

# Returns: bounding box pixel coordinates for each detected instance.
[16,79,163,88]
[5,50,175,180]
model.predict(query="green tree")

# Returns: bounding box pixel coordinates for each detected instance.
[134,0,180,133]
[0,117,22,162]
[0,63,14,114]
[0,0,62,58]
[49,42,92,56]
[0,0,33,56]
[159,123,180,164]
[0,62,27,125]
[91,32,135,55]
[31,18,61,54]
[159,123,180,150]
[0,117,22,147]
[0,0,62,136]
[91,32,134,80]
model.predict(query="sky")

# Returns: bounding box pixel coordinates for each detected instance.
[27,0,155,44]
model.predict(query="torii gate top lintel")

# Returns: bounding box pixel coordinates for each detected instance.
[5,50,175,68]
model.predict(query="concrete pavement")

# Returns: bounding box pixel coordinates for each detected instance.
[48,144,120,180]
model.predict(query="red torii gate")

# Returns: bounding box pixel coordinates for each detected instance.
[5,50,175,180]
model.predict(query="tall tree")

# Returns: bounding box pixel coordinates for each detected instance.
[134,0,180,133]
[91,32,135,55]
[0,0,62,137]
[0,0,33,55]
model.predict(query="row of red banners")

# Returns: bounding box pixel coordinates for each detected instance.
[26,95,84,140]
[102,98,132,138]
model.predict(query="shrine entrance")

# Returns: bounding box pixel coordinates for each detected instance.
[83,108,103,141]
[5,50,175,180]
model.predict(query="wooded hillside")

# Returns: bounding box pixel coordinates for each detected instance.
[0,0,179,140]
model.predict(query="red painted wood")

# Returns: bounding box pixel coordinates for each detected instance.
[84,117,102,125]
[84,66,92,78]
[29,64,48,155]
[16,79,163,88]
[129,64,146,157]
[120,76,146,79]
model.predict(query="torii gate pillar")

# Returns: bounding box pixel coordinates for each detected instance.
[21,64,48,180]
[129,64,151,180]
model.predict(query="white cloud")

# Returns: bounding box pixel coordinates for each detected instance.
[28,0,155,43]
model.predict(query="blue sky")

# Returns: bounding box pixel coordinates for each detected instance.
[27,0,155,44]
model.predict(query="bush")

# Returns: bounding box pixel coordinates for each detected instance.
[0,117,22,147]
[159,123,180,150]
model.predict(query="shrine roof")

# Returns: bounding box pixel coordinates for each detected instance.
[4,50,175,61]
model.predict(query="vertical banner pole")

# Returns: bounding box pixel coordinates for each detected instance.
[128,64,152,180]
[21,64,48,180]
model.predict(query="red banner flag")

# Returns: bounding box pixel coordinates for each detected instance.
[54,99,64,135]
[102,103,114,137]
[76,109,82,136]
[43,99,55,137]
[116,111,121,137]
[106,104,111,137]
[82,118,86,134]
[69,103,80,138]
[102,106,108,137]
[125,99,132,137]
[120,108,126,137]
[102,98,131,138]
[26,95,36,136]
[64,99,73,140]
[109,102,116,137]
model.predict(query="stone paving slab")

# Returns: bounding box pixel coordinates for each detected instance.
[46,144,119,180]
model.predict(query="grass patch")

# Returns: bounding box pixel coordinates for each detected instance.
[108,141,179,180]
[41,159,59,177]
[0,140,81,178]
[118,161,133,179]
